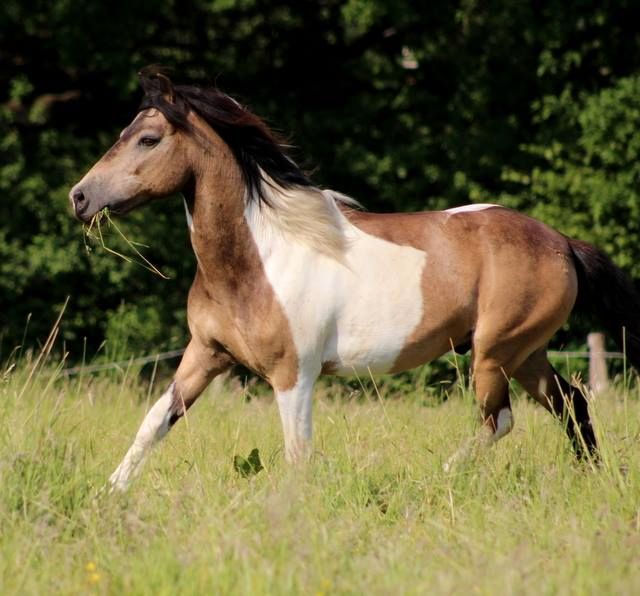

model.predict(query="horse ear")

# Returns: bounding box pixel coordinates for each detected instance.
[138,66,176,104]
[155,72,176,104]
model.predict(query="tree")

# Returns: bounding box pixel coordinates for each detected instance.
[501,76,640,277]
[2,0,640,359]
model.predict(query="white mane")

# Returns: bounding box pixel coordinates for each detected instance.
[245,174,362,262]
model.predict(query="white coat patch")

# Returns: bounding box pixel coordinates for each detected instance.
[445,203,499,214]
[245,198,426,376]
[183,196,194,232]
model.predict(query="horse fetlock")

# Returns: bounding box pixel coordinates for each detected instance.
[108,442,147,493]
[108,462,134,493]
[284,437,312,464]
[493,407,514,441]
[444,408,514,473]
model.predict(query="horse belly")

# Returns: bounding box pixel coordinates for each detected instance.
[321,241,427,375]
[324,305,446,376]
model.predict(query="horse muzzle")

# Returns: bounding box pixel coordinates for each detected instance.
[68,185,124,222]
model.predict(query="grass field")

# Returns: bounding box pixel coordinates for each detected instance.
[1,355,639,595]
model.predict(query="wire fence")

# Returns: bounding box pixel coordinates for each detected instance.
[60,349,185,376]
[547,350,624,359]
[58,346,626,377]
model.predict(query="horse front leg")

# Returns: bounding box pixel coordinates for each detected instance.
[109,339,233,492]
[275,373,318,464]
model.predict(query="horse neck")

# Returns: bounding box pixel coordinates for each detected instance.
[188,153,260,289]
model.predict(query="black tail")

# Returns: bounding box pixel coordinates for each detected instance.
[569,238,640,370]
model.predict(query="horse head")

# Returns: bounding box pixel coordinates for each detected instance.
[69,67,311,223]
[68,75,196,221]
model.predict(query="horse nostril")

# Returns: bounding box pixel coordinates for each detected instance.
[72,189,86,206]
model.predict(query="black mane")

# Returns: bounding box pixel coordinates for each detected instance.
[138,67,313,203]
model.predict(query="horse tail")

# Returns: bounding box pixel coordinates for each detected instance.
[569,238,640,370]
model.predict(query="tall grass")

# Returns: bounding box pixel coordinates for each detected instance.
[1,352,639,595]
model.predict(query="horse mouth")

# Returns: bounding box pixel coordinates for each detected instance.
[105,203,128,216]
[105,195,151,216]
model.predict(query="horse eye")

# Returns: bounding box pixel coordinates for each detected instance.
[138,136,160,147]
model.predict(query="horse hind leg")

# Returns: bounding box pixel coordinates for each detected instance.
[513,348,597,458]
[444,357,515,472]
[442,315,558,471]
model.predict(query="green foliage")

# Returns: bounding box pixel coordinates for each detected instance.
[233,448,264,478]
[501,75,640,276]
[2,1,640,358]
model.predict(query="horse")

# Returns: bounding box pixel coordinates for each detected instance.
[70,69,640,491]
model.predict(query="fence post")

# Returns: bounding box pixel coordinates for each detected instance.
[588,332,609,394]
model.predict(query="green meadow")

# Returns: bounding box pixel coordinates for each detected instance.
[1,354,639,595]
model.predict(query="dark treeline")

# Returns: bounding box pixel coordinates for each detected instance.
[2,0,640,360]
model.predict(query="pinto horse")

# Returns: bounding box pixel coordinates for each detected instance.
[70,70,640,491]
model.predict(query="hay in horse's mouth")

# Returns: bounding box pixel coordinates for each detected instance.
[83,207,109,234]
[83,208,169,279]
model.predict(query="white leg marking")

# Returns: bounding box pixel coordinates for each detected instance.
[491,407,514,442]
[109,384,176,492]
[275,377,315,463]
[443,408,513,472]
[537,377,548,397]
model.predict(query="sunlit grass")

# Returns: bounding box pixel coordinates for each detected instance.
[1,356,639,595]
